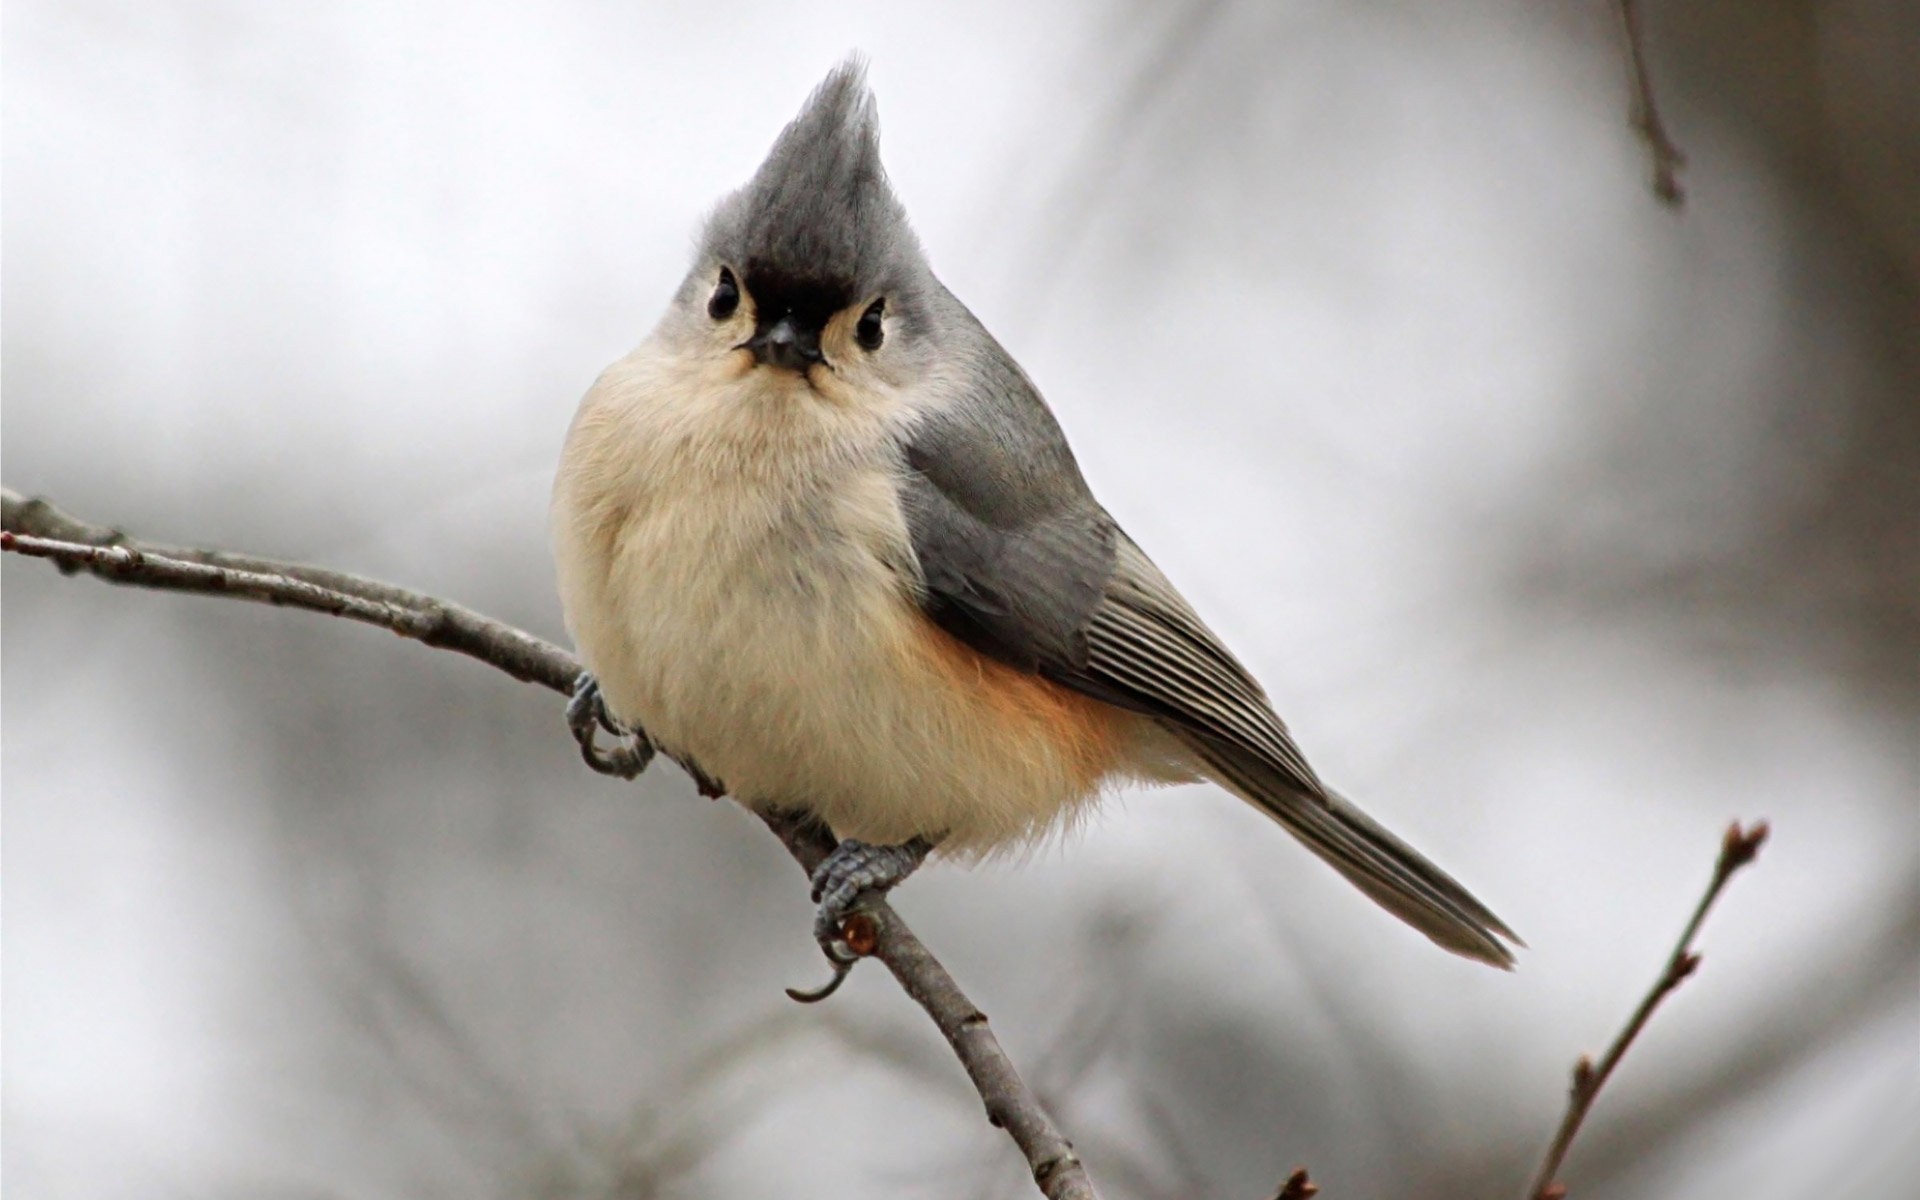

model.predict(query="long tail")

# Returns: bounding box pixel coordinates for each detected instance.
[1188,735,1521,968]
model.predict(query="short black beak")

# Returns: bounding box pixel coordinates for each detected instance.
[745,316,825,373]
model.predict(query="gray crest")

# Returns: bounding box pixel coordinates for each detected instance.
[702,59,923,305]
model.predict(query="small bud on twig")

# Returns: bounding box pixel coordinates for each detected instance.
[1570,1055,1596,1101]
[1720,820,1769,873]
[842,912,879,957]
[1523,819,1768,1199]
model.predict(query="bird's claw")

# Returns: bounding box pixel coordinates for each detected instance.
[785,837,931,1003]
[567,674,655,779]
[785,941,860,1004]
[687,761,727,799]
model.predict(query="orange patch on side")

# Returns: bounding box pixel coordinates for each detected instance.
[906,616,1127,793]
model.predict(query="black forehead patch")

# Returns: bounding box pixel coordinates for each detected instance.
[744,263,855,331]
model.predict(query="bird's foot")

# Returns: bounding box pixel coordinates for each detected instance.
[566,673,654,779]
[786,836,932,1003]
[684,760,727,799]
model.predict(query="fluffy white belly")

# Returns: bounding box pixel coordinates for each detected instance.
[552,352,1129,852]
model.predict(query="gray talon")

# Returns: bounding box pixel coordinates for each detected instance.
[785,952,858,1004]
[567,674,655,779]
[787,836,932,1001]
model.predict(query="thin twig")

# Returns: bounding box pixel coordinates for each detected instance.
[0,492,575,692]
[1616,0,1686,206]
[2,487,1100,1200]
[1525,820,1769,1199]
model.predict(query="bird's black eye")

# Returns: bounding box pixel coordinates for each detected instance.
[708,268,739,320]
[855,298,885,351]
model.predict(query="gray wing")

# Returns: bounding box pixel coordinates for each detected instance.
[895,337,1518,966]
[894,338,1322,792]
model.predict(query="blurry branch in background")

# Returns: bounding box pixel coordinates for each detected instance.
[1272,1166,1320,1199]
[0,487,1101,1200]
[1614,0,1686,205]
[1526,821,1770,1200]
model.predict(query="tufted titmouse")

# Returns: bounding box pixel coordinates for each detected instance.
[552,61,1518,990]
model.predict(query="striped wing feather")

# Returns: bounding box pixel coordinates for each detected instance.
[893,348,1518,966]
[1082,539,1519,966]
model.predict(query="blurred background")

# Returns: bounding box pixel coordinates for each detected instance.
[5,2,1915,1197]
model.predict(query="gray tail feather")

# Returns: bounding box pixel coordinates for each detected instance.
[1191,737,1521,968]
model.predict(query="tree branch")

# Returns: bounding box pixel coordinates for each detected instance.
[1615,0,1686,206]
[1,487,1099,1200]
[1525,820,1769,1199]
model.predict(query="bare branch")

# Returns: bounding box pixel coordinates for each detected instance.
[1525,820,1770,1199]
[0,491,575,692]
[1615,0,1686,206]
[2,487,1100,1200]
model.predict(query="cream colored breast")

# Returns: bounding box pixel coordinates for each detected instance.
[552,343,1150,852]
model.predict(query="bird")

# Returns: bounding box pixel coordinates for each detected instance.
[551,59,1518,997]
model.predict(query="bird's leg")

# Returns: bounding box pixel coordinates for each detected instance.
[787,835,934,1003]
[566,673,655,779]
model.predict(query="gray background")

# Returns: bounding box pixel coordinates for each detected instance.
[6,2,1915,1197]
